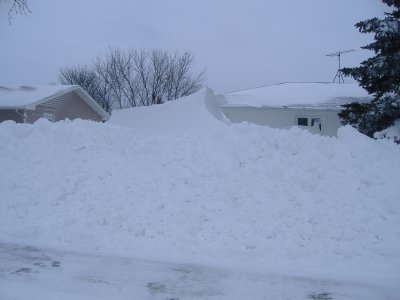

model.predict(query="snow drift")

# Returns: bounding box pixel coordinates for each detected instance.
[1,89,399,277]
[109,88,227,134]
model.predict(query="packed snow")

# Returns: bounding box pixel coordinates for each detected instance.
[1,89,400,298]
[223,82,373,109]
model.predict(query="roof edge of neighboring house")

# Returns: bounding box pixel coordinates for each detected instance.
[219,82,373,109]
[0,106,26,109]
[21,85,110,121]
[223,81,357,95]
[72,86,110,121]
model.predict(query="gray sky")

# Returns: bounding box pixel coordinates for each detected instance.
[0,0,388,93]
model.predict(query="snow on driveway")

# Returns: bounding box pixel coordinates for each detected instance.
[0,242,395,300]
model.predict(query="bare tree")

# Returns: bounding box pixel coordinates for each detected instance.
[131,49,152,106]
[150,49,169,105]
[58,48,205,111]
[130,49,205,106]
[170,52,205,100]
[59,65,112,112]
[1,0,30,23]
[102,49,138,108]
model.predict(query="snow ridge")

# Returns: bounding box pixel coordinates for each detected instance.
[1,117,399,272]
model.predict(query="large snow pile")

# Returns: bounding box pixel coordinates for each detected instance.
[109,88,227,134]
[1,89,399,278]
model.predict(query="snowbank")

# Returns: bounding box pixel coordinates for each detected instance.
[1,89,399,281]
[108,88,227,135]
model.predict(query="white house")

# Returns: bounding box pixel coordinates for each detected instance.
[219,82,373,136]
[0,85,109,123]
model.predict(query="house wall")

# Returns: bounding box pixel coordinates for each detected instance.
[221,106,342,137]
[25,91,102,123]
[0,109,24,123]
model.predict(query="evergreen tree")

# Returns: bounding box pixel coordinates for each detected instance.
[340,0,400,137]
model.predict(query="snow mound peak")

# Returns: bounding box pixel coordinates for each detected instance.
[108,88,228,134]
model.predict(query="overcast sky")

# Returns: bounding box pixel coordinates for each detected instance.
[0,0,389,93]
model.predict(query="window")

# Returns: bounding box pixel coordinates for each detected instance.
[42,113,55,122]
[311,118,322,131]
[297,117,308,126]
[311,118,321,126]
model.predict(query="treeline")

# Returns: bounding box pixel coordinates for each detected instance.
[59,48,205,112]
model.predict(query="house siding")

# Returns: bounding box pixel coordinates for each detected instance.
[221,106,342,137]
[0,109,24,123]
[25,91,102,123]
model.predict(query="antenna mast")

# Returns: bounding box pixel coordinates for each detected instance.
[326,49,354,83]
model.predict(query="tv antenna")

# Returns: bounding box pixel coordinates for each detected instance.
[326,49,354,83]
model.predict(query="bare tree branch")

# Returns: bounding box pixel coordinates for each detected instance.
[1,0,31,23]
[58,48,205,111]
[59,65,112,112]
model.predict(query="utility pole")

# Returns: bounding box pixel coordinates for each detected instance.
[326,50,354,83]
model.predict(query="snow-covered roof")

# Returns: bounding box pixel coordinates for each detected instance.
[0,85,109,120]
[0,85,75,107]
[222,82,373,109]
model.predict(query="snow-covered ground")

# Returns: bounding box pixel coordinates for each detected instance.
[0,242,395,300]
[1,89,399,298]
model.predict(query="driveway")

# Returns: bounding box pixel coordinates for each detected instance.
[0,242,395,300]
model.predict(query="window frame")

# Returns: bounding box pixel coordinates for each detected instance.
[297,117,308,126]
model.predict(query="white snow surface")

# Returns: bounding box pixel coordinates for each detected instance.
[223,82,373,109]
[374,119,400,144]
[1,242,397,300]
[109,88,227,134]
[0,85,75,107]
[1,89,400,286]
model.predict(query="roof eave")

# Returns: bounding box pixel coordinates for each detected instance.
[0,105,27,110]
[24,86,79,110]
[220,104,342,110]
[73,87,110,121]
[22,85,110,121]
